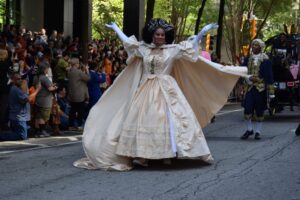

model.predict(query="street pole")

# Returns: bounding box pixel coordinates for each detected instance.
[123,0,144,40]
[216,0,225,60]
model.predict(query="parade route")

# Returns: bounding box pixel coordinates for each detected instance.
[1,103,299,200]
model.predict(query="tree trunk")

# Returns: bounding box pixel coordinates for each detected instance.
[5,0,10,25]
[80,0,92,64]
[255,0,275,39]
[216,0,225,59]
[145,0,155,24]
[179,5,188,41]
[15,0,21,27]
[194,0,207,34]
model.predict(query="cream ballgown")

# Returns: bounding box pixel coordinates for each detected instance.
[74,36,248,171]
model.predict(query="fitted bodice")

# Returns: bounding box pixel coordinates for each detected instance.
[143,50,166,75]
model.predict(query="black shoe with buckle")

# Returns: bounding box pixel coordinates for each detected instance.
[254,132,261,140]
[295,124,300,136]
[240,130,253,140]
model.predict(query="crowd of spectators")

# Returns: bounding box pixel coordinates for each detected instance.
[0,24,128,141]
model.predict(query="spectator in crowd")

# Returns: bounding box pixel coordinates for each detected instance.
[201,50,211,61]
[17,49,30,81]
[40,28,48,45]
[0,73,40,141]
[87,61,106,111]
[103,52,113,76]
[25,31,34,46]
[0,23,128,137]
[54,52,70,88]
[49,30,58,43]
[56,86,70,130]
[34,61,58,137]
[111,60,122,83]
[67,58,90,131]
[50,95,64,135]
[211,52,220,63]
[69,37,80,58]
[0,41,11,131]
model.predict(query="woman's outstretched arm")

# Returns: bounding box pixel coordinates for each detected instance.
[105,22,129,43]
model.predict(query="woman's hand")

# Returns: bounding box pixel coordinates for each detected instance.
[197,23,218,41]
[201,23,219,33]
[105,22,129,43]
[192,23,219,52]
[105,22,117,30]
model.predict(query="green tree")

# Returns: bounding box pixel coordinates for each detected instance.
[92,0,123,39]
[260,1,297,38]
[92,0,296,64]
[0,0,5,25]
[92,0,218,41]
[194,0,208,34]
[152,0,217,41]
[223,0,293,64]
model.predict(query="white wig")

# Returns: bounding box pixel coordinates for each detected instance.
[252,39,265,49]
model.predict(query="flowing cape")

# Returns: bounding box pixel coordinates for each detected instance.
[172,56,248,127]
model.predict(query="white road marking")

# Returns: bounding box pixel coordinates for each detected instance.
[0,137,82,155]
[216,108,243,116]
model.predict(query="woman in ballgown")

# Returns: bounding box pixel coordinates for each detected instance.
[74,19,248,171]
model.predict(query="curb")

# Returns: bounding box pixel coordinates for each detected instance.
[0,131,82,154]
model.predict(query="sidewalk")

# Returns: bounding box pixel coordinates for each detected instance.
[0,131,82,154]
[0,102,241,154]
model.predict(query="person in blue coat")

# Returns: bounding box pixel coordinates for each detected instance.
[87,62,106,111]
[0,73,40,141]
[241,39,275,140]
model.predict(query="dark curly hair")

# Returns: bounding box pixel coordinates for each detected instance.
[142,18,175,44]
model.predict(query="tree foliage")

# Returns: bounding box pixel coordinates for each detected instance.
[0,0,5,18]
[92,0,123,39]
[91,0,298,62]
[152,0,218,41]
[222,0,296,64]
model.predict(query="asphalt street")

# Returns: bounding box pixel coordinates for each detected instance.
[0,103,299,200]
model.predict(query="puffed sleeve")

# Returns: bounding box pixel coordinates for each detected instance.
[174,40,198,62]
[123,36,143,59]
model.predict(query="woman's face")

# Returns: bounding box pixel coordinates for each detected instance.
[153,28,166,47]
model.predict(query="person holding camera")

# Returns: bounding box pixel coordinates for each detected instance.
[34,61,58,137]
[0,73,41,141]
[67,58,90,131]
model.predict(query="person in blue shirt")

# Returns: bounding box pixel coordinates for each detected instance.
[0,73,40,141]
[87,62,106,111]
[56,86,70,130]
